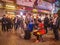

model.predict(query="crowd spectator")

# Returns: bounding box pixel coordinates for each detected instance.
[44,14,49,34]
[52,13,60,40]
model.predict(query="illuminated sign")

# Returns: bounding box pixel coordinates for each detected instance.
[5,3,16,10]
[16,0,53,10]
[37,1,52,10]
[16,0,35,7]
[2,0,14,3]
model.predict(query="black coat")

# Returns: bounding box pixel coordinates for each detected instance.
[2,17,7,25]
[53,17,60,29]
[44,17,49,27]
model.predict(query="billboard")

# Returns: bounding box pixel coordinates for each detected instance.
[37,1,53,11]
[16,0,53,11]
[16,0,35,7]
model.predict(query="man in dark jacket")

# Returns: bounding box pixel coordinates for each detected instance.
[2,15,7,31]
[44,14,49,34]
[14,16,21,30]
[52,13,60,40]
[6,18,12,31]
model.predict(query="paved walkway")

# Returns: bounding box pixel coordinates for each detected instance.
[0,30,60,45]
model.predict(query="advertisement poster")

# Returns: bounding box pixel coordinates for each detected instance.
[16,0,35,7]
[37,1,53,10]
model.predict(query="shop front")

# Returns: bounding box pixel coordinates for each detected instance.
[5,2,16,19]
[0,1,5,17]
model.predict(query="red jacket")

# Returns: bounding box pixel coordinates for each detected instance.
[38,23,46,35]
[38,23,44,29]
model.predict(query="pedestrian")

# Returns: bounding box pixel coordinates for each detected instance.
[52,13,60,40]
[19,16,24,30]
[14,16,20,30]
[49,17,53,30]
[34,19,38,29]
[44,14,49,34]
[28,20,34,32]
[1,15,7,32]
[6,18,12,32]
[24,20,34,40]
[33,20,46,42]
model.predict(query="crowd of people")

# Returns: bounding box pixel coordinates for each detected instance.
[1,13,60,42]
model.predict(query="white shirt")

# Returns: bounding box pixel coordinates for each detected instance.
[15,19,18,23]
[53,17,57,25]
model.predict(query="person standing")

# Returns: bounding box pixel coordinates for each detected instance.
[44,14,49,34]
[1,15,7,32]
[49,17,53,30]
[24,20,34,40]
[33,19,46,42]
[6,18,12,32]
[52,13,60,40]
[14,16,20,30]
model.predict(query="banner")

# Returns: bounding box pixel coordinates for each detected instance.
[37,1,52,10]
[16,0,35,7]
[16,0,53,10]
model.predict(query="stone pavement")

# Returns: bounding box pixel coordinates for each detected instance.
[0,30,60,45]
